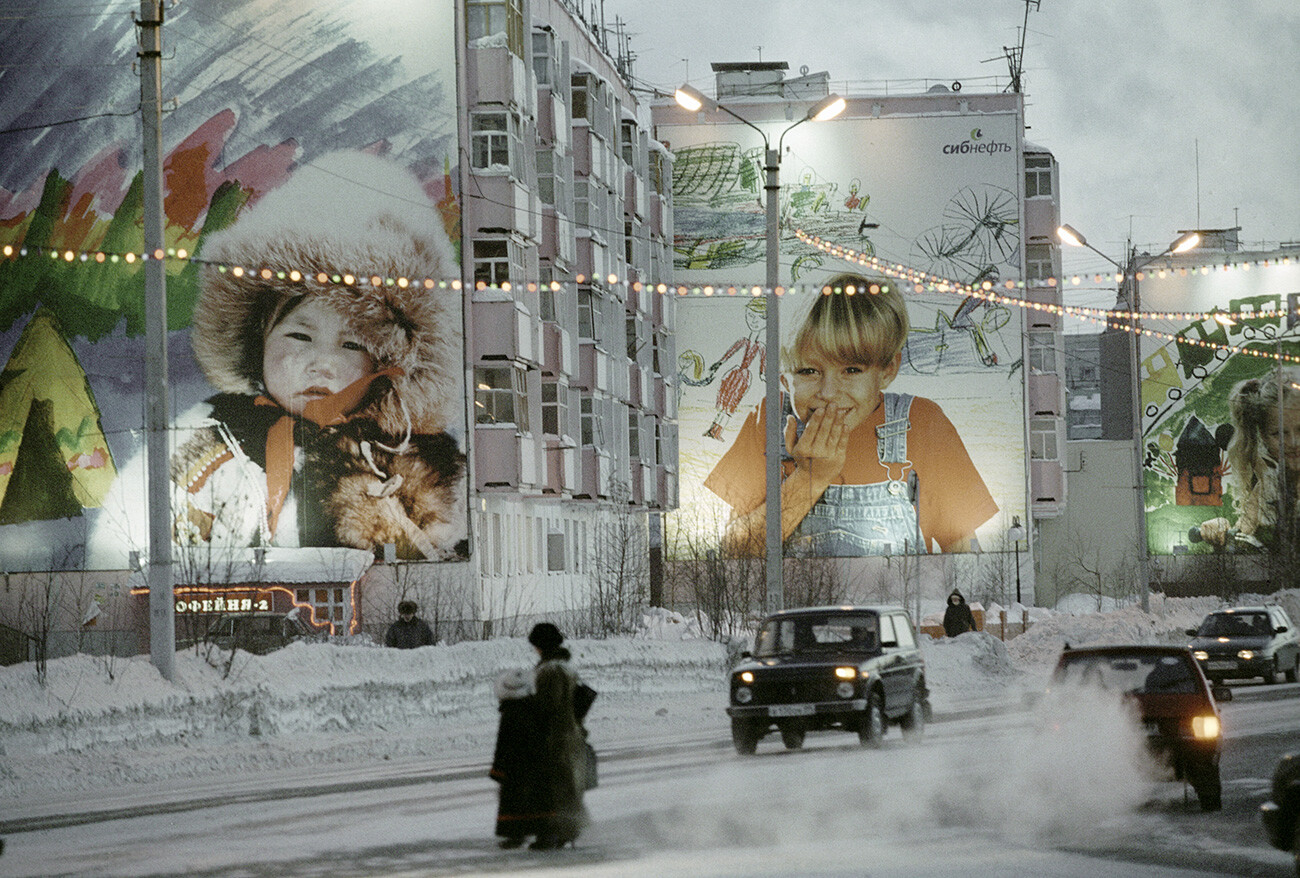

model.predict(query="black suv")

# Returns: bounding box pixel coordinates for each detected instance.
[1051,644,1230,811]
[726,605,928,754]
[1186,605,1300,684]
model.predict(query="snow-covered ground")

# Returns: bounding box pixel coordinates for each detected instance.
[4,590,1293,809]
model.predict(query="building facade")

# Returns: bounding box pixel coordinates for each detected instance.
[653,64,1066,609]
[0,0,677,661]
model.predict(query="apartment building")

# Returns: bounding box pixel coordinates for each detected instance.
[461,0,678,625]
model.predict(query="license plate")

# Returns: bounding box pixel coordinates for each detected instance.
[769,703,815,717]
[1206,661,1235,671]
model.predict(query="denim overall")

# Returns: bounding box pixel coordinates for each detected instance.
[785,392,923,556]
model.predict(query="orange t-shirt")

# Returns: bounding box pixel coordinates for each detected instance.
[703,395,998,552]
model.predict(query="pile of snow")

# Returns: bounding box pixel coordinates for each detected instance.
[3,592,1297,809]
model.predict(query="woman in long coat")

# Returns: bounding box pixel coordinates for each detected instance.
[489,669,542,847]
[524,622,590,849]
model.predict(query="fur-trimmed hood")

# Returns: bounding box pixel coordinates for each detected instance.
[194,151,462,436]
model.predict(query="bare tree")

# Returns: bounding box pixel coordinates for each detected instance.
[577,479,649,638]
[7,546,83,684]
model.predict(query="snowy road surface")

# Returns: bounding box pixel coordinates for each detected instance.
[4,690,1295,877]
[3,595,1298,876]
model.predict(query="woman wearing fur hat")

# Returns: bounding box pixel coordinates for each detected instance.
[170,151,467,559]
[523,622,591,850]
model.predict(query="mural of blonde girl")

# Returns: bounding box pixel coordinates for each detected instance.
[1194,368,1300,553]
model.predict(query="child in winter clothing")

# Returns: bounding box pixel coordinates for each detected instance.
[172,151,466,559]
[704,273,996,557]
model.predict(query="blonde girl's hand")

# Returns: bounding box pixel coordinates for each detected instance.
[786,405,849,484]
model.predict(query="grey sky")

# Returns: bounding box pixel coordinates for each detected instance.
[601,0,1300,280]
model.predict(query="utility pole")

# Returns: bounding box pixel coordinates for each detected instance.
[763,146,782,613]
[138,0,174,679]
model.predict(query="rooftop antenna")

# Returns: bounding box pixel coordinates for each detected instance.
[986,0,1040,93]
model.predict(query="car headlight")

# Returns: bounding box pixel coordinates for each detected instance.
[836,681,855,698]
[735,686,753,704]
[1191,715,1220,739]
[1192,650,1209,661]
[1237,650,1254,661]
[739,671,754,683]
[834,666,857,680]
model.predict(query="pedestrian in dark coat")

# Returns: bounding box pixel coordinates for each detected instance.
[385,600,434,648]
[942,589,978,637]
[489,668,541,848]
[526,622,590,850]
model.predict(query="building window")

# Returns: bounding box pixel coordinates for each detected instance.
[295,587,348,628]
[474,239,510,287]
[650,150,667,196]
[471,110,518,171]
[536,147,566,207]
[542,378,568,436]
[580,394,605,446]
[1029,330,1056,373]
[621,120,637,166]
[531,29,557,86]
[475,365,528,428]
[626,312,640,360]
[467,0,524,57]
[1025,155,1053,198]
[1030,416,1058,460]
[578,288,598,339]
[1025,242,1053,282]
[628,409,641,458]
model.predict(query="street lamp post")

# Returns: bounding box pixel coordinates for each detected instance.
[1007,515,1025,605]
[1057,225,1200,611]
[676,84,845,612]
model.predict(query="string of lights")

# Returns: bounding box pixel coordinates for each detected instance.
[4,234,1297,358]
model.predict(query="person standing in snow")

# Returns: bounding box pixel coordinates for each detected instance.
[489,668,542,848]
[385,600,434,648]
[942,589,978,637]
[523,622,590,850]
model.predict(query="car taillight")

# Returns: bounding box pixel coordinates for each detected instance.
[1191,715,1220,739]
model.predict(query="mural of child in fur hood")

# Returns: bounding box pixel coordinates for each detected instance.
[171,151,467,560]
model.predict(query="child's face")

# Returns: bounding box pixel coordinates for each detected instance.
[785,348,900,434]
[263,297,375,415]
[1265,401,1300,476]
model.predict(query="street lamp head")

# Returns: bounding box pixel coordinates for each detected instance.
[674,83,709,113]
[1007,515,1026,542]
[808,94,847,122]
[1168,231,1200,254]
[1057,224,1087,248]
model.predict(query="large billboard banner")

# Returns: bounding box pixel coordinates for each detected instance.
[666,109,1027,557]
[0,1,467,571]
[1131,261,1300,557]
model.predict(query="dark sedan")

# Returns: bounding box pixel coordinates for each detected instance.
[1187,605,1300,684]
[1051,644,1231,811]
